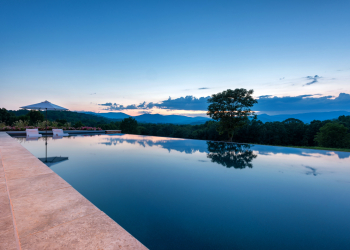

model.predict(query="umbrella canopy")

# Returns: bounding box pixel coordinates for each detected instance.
[20,101,68,135]
[20,101,68,111]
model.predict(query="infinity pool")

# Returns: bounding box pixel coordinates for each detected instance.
[16,134,350,250]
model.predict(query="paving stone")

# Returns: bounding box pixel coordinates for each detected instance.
[8,172,71,199]
[20,211,148,250]
[0,215,14,234]
[0,193,12,220]
[0,226,17,250]
[0,181,7,195]
[4,163,53,180]
[13,186,100,238]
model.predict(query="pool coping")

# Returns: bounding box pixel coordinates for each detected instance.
[0,132,148,250]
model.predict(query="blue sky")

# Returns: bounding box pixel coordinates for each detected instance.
[0,0,349,116]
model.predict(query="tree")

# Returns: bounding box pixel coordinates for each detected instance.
[120,117,139,134]
[0,108,17,125]
[282,118,307,146]
[27,110,44,125]
[56,119,68,127]
[314,123,350,148]
[304,120,330,146]
[74,121,84,128]
[207,89,257,142]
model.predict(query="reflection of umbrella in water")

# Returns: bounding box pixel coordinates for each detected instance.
[38,136,68,167]
[39,156,69,167]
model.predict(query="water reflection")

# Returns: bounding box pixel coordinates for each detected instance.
[98,134,350,160]
[254,146,350,159]
[38,156,69,167]
[206,141,257,169]
[304,166,319,176]
[99,136,207,154]
[99,135,258,169]
[15,136,69,167]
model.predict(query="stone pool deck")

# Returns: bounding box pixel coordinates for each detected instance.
[0,132,148,250]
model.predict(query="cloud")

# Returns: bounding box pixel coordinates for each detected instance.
[305,75,321,86]
[256,93,350,112]
[99,96,210,111]
[99,102,113,106]
[198,87,209,90]
[138,110,152,114]
[99,93,350,113]
[90,93,96,95]
[153,96,210,110]
[99,103,140,110]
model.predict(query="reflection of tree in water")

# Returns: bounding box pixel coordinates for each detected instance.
[206,141,257,169]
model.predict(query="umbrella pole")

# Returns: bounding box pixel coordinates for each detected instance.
[46,108,47,137]
[45,136,47,162]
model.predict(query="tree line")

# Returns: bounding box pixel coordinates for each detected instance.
[0,108,112,128]
[1,108,350,149]
[117,115,350,149]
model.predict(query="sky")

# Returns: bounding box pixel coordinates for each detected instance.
[0,0,349,116]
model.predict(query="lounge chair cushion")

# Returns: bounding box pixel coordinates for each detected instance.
[52,129,69,136]
[26,129,42,137]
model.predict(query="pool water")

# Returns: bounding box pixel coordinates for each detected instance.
[16,134,350,250]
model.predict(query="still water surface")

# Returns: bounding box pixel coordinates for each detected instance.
[16,134,350,250]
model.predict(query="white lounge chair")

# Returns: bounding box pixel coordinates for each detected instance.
[26,129,42,138]
[52,129,69,137]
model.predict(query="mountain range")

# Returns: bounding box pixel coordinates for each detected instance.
[257,111,350,123]
[84,112,211,125]
[83,111,350,125]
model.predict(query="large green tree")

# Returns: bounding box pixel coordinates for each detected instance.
[314,123,350,148]
[207,89,257,142]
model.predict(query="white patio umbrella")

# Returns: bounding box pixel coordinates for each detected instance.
[20,101,68,135]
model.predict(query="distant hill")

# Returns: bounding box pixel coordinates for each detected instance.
[84,112,211,124]
[133,114,210,124]
[83,112,130,120]
[257,111,350,123]
[81,110,350,125]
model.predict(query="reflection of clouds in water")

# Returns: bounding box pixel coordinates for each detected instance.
[305,166,319,176]
[254,146,350,160]
[100,137,258,169]
[100,135,350,164]
[99,136,207,154]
